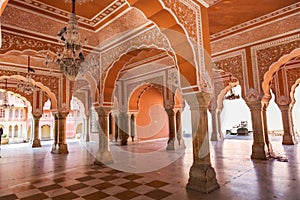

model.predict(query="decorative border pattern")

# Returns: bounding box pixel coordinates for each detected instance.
[210,2,300,40]
[11,0,127,28]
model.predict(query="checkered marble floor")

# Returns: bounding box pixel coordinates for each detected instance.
[0,164,178,200]
[1,136,300,200]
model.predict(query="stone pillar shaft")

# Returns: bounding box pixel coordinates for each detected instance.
[262,105,273,153]
[119,112,129,145]
[185,92,219,193]
[51,112,69,154]
[175,110,185,147]
[217,110,223,139]
[209,109,219,141]
[94,107,113,165]
[84,115,90,142]
[114,115,119,142]
[130,114,136,142]
[166,108,176,150]
[279,105,296,145]
[32,115,41,148]
[247,101,269,159]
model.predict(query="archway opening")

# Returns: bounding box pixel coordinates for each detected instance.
[220,85,252,136]
[134,86,168,141]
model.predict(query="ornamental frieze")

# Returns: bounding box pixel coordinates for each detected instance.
[0,31,62,54]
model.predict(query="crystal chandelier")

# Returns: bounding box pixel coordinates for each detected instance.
[53,0,86,80]
[17,56,38,95]
[0,79,14,109]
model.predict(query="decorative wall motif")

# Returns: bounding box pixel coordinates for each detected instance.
[161,0,204,74]
[161,0,197,41]
[0,31,61,53]
[100,26,173,79]
[0,68,60,103]
[245,88,261,102]
[251,34,300,94]
[115,63,177,112]
[287,67,300,92]
[213,49,248,96]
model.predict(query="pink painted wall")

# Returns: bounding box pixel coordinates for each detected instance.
[136,87,169,141]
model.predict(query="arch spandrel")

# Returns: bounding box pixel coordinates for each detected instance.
[0,75,58,110]
[102,47,169,104]
[126,0,204,90]
[262,48,300,97]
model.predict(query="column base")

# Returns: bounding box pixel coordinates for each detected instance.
[166,139,175,150]
[251,142,268,160]
[186,164,219,193]
[51,143,69,154]
[94,150,113,165]
[32,139,41,148]
[173,138,186,150]
[120,135,129,145]
[282,135,297,145]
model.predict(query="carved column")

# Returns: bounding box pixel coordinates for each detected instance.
[94,106,113,164]
[52,112,59,151]
[278,105,296,145]
[51,112,69,154]
[246,100,269,159]
[209,108,219,141]
[216,110,224,139]
[32,115,42,148]
[165,108,176,150]
[185,92,219,193]
[130,113,137,142]
[83,115,90,142]
[175,109,185,147]
[262,103,273,154]
[114,114,119,142]
[119,112,129,145]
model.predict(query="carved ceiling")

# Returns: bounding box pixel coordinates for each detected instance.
[208,0,299,37]
[5,0,298,37]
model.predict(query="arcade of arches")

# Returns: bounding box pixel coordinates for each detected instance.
[0,0,300,197]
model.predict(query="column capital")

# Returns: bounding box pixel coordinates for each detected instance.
[32,109,43,118]
[184,92,212,109]
[278,104,290,111]
[95,106,111,117]
[165,108,175,116]
[245,100,262,111]
[52,112,69,119]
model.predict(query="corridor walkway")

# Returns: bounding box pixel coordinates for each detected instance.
[0,136,299,200]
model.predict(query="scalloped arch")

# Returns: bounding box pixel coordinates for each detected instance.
[262,48,300,96]
[102,46,170,103]
[126,0,197,84]
[290,78,300,106]
[0,75,58,109]
[216,81,239,111]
